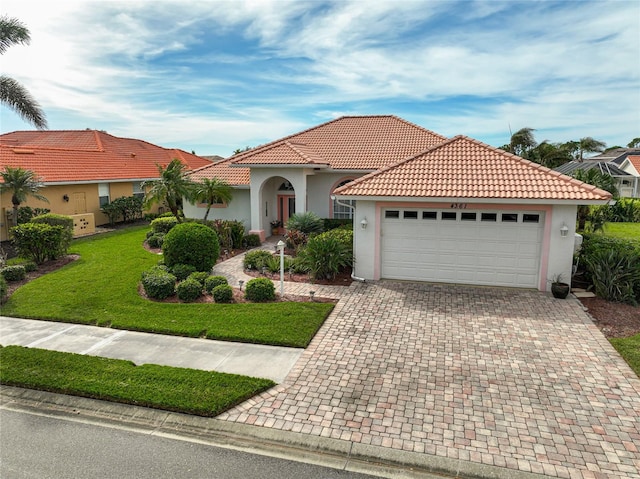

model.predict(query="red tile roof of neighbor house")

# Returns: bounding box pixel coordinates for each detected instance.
[334,136,613,201]
[0,130,212,183]
[627,155,640,173]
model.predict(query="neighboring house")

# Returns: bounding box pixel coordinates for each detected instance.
[187,116,611,292]
[587,147,640,165]
[554,161,639,198]
[0,130,212,241]
[619,155,640,197]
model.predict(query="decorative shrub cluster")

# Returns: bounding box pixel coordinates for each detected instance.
[150,216,179,234]
[188,271,210,286]
[176,278,203,302]
[244,278,275,302]
[580,234,640,305]
[10,222,66,264]
[141,266,177,300]
[243,250,274,270]
[147,234,164,248]
[205,275,228,294]
[285,212,323,234]
[212,284,233,303]
[100,196,144,225]
[243,234,261,248]
[170,263,197,281]
[162,222,219,272]
[1,265,26,282]
[297,233,353,280]
[0,275,7,300]
[31,213,74,258]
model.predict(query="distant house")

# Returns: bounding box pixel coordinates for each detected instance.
[0,130,212,241]
[554,160,639,198]
[187,116,611,291]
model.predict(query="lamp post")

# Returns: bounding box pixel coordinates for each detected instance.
[276,240,286,296]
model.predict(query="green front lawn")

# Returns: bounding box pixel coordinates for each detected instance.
[2,226,334,347]
[0,345,274,416]
[611,334,640,377]
[602,222,640,240]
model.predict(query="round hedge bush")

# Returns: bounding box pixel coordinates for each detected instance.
[1,265,26,282]
[188,271,210,286]
[212,284,234,303]
[162,222,219,272]
[243,250,273,270]
[141,267,176,300]
[147,233,164,248]
[176,278,203,302]
[205,275,228,294]
[171,263,197,281]
[244,277,275,302]
[0,275,7,300]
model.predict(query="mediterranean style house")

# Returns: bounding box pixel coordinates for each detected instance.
[0,129,212,241]
[185,115,611,291]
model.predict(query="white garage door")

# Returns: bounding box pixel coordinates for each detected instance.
[381,208,544,288]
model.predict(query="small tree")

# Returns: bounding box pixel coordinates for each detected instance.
[162,222,219,272]
[0,166,49,227]
[142,159,195,222]
[192,178,233,221]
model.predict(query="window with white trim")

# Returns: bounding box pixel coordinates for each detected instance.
[133,181,145,199]
[98,183,110,207]
[333,180,355,219]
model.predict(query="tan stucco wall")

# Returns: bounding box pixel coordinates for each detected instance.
[0,182,153,242]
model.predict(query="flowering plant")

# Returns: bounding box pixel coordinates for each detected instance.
[270,220,282,228]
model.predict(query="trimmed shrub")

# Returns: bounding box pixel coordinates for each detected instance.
[0,275,7,300]
[141,268,176,300]
[162,222,219,272]
[243,234,261,248]
[245,277,275,302]
[264,254,295,274]
[323,218,353,231]
[171,263,197,281]
[187,271,210,286]
[317,228,354,252]
[176,278,203,302]
[31,213,73,259]
[212,284,234,303]
[243,250,273,270]
[285,229,307,251]
[151,216,179,234]
[17,206,50,224]
[11,222,65,264]
[205,275,228,294]
[147,233,164,248]
[1,265,26,282]
[229,221,246,249]
[286,212,323,234]
[297,234,353,280]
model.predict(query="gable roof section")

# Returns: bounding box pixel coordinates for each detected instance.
[621,155,640,176]
[0,130,212,184]
[228,115,448,170]
[335,136,612,202]
[190,158,250,186]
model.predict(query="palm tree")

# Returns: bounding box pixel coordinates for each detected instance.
[0,15,47,129]
[0,166,49,226]
[504,127,537,158]
[192,178,233,221]
[574,137,607,161]
[528,141,573,168]
[141,159,194,222]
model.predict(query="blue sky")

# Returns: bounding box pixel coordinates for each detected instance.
[1,0,638,157]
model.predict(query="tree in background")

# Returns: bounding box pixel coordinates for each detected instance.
[0,15,47,129]
[628,138,640,148]
[0,166,49,226]
[565,137,607,161]
[142,159,194,222]
[192,178,233,221]
[572,169,619,231]
[502,127,537,157]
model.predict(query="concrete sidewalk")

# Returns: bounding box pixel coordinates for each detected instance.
[0,316,302,383]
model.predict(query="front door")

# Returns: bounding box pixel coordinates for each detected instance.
[278,195,295,228]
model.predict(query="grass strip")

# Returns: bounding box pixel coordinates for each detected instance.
[610,334,640,377]
[0,345,275,417]
[2,226,334,347]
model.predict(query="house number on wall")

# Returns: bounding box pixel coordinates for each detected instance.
[450,203,468,209]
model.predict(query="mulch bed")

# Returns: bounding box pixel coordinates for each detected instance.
[579,297,640,338]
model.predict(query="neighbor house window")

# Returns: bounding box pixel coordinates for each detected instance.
[98,183,110,207]
[133,181,145,199]
[333,179,355,219]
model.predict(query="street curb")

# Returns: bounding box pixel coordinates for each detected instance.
[1,386,551,479]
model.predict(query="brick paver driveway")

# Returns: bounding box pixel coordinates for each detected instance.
[220,282,640,478]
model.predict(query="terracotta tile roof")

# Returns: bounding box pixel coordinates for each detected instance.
[228,115,448,170]
[626,155,640,174]
[190,158,250,186]
[0,130,212,183]
[334,136,612,201]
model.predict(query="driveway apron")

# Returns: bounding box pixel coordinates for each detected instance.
[219,281,640,479]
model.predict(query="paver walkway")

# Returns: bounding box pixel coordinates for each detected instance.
[213,257,640,479]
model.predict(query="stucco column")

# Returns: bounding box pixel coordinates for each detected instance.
[248,175,265,241]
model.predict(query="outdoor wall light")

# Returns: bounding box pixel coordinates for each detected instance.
[238,280,244,291]
[63,194,69,202]
[560,223,569,238]
[360,217,368,230]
